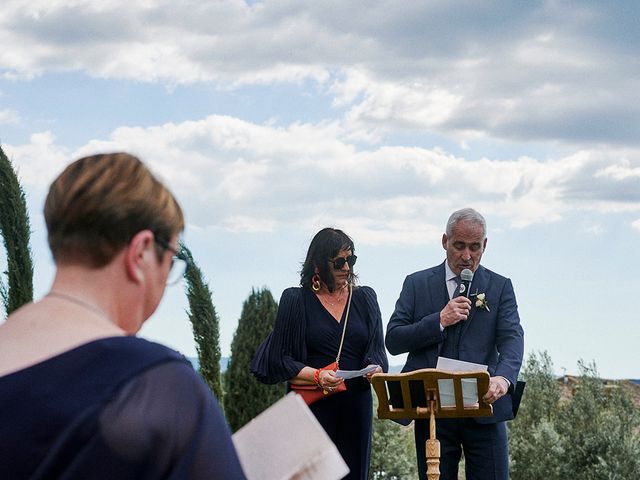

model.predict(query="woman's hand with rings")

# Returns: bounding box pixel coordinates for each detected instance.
[319,369,342,390]
[364,365,383,383]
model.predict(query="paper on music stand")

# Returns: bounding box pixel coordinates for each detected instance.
[436,357,488,407]
[436,356,487,373]
[335,364,379,380]
[232,392,349,480]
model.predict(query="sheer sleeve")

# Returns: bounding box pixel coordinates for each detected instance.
[99,361,246,479]
[250,288,307,384]
[359,286,389,372]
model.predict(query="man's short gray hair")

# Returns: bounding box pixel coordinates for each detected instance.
[446,208,486,238]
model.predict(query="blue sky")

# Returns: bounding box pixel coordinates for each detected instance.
[1,0,639,378]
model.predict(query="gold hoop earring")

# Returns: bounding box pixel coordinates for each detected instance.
[312,274,321,292]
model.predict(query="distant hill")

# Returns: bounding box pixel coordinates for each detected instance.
[186,356,228,372]
[558,375,640,407]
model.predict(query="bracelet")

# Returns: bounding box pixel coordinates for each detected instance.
[313,368,321,387]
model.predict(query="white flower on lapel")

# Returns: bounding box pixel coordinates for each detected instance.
[471,291,490,311]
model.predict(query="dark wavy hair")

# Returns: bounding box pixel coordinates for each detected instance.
[300,228,357,292]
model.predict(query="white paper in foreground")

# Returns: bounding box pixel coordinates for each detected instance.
[232,392,349,480]
[436,357,488,407]
[335,364,379,380]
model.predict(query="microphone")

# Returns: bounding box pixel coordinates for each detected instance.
[458,269,474,298]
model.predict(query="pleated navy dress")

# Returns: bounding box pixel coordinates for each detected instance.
[251,286,389,480]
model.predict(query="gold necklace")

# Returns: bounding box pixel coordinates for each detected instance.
[47,291,112,323]
[321,284,347,307]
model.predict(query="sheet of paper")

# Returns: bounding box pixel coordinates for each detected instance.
[436,357,487,407]
[437,378,481,407]
[436,356,487,373]
[232,392,349,480]
[437,378,456,407]
[335,364,379,379]
[461,378,480,407]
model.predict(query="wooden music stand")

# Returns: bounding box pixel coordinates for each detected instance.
[371,369,493,480]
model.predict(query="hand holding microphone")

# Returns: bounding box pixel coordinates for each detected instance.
[440,269,474,327]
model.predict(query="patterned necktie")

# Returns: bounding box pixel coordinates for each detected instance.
[452,275,464,358]
[449,276,463,358]
[441,276,462,359]
[453,275,462,298]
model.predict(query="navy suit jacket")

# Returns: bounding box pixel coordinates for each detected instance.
[386,261,524,424]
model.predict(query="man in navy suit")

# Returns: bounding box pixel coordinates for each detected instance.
[386,208,524,480]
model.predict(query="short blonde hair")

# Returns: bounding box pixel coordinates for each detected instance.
[45,152,184,267]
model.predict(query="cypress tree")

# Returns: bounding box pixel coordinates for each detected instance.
[224,287,284,432]
[0,144,33,315]
[180,243,223,400]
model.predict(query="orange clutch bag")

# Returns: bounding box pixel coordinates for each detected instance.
[290,361,347,405]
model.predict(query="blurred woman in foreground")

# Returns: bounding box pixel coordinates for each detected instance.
[0,153,246,479]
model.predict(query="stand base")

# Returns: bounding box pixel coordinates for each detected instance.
[426,438,440,480]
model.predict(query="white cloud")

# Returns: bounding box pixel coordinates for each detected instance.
[3,131,69,188]
[0,109,19,124]
[219,214,278,233]
[1,1,639,149]
[8,115,640,246]
[595,160,640,181]
[317,215,445,247]
[632,219,640,233]
[337,73,463,143]
[579,221,604,235]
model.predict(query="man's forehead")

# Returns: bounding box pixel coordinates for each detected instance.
[452,239,483,245]
[450,222,485,240]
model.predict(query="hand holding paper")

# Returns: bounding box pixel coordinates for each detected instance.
[335,364,380,380]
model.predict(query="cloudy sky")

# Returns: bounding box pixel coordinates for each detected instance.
[1,0,639,378]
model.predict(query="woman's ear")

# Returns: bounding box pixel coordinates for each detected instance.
[125,230,155,283]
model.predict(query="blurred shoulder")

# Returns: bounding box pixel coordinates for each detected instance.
[105,336,188,364]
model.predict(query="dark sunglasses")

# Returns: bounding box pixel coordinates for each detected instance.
[330,255,357,270]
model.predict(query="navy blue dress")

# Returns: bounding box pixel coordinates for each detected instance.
[251,286,388,480]
[0,336,246,479]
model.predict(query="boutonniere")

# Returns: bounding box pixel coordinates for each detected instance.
[471,290,490,311]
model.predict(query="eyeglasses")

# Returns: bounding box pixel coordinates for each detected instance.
[330,255,357,270]
[154,237,189,285]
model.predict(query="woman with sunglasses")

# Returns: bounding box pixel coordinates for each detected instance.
[0,153,245,479]
[251,227,388,479]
